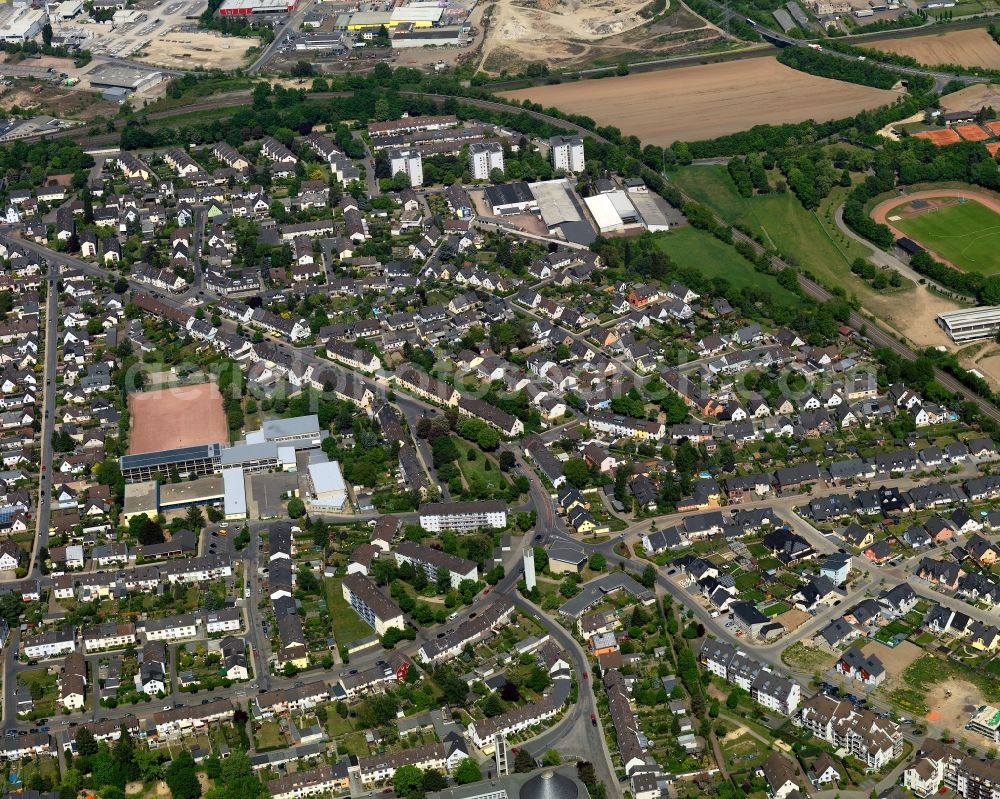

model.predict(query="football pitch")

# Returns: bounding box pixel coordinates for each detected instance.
[894,200,1000,275]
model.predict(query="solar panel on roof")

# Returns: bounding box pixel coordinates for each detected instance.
[120,443,222,469]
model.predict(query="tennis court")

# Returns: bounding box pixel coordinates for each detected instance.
[912,128,962,145]
[954,124,991,142]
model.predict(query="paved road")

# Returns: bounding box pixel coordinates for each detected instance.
[693,0,986,86]
[538,461,985,676]
[355,132,380,199]
[246,0,316,75]
[513,595,618,794]
[29,260,59,579]
[0,232,446,423]
[317,90,1000,425]
[95,55,186,79]
[4,190,991,783]
[244,523,273,691]
[494,295,644,384]
[832,203,975,302]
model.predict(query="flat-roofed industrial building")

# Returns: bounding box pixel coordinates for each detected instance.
[937,306,1000,343]
[223,467,248,520]
[86,64,163,93]
[120,443,223,483]
[217,0,295,15]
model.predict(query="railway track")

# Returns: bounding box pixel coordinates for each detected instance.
[730,230,1000,424]
[46,90,355,147]
[398,92,608,142]
[486,77,1000,426]
[29,88,1000,422]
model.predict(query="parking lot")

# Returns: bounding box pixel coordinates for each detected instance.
[247,472,299,519]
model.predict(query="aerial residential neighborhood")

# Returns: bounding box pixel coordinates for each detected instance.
[5,1,1000,795]
[0,111,991,799]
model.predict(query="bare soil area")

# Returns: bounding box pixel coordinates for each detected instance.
[478,0,734,73]
[971,347,1000,389]
[0,79,115,121]
[868,282,961,351]
[479,0,653,70]
[941,83,1000,113]
[501,58,900,144]
[878,110,925,141]
[925,678,990,745]
[128,381,229,454]
[863,188,1000,379]
[9,55,78,71]
[868,28,1000,70]
[775,607,810,633]
[135,30,252,70]
[862,639,922,681]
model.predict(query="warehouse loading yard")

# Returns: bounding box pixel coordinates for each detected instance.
[134,30,255,70]
[36,0,256,73]
[9,0,485,77]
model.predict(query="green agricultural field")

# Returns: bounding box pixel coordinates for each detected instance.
[654,226,800,309]
[893,200,1000,275]
[670,166,898,296]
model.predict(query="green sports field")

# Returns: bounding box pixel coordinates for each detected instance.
[893,200,1000,275]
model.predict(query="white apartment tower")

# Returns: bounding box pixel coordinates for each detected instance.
[388,149,424,187]
[549,135,585,173]
[469,142,504,181]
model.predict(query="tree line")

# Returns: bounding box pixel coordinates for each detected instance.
[777,46,911,91]
[668,86,932,159]
[825,37,1000,82]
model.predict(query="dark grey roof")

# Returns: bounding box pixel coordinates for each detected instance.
[484,182,534,207]
[820,617,853,646]
[520,771,579,799]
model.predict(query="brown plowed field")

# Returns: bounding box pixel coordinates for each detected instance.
[128,382,229,455]
[501,58,899,144]
[942,84,1000,113]
[868,28,1000,70]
